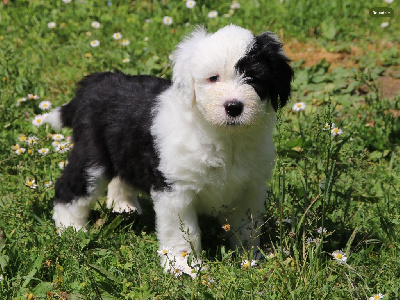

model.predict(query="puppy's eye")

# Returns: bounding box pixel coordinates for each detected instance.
[208,75,219,83]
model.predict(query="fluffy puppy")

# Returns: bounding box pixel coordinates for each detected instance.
[46,25,293,276]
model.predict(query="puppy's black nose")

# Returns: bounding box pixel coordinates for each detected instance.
[224,100,243,118]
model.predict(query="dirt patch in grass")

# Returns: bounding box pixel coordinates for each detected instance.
[283,40,400,99]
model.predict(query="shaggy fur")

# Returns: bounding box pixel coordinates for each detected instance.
[46,25,293,276]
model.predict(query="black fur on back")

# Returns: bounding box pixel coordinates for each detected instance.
[55,71,171,203]
[235,32,294,111]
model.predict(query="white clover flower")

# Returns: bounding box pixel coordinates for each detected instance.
[241,259,257,269]
[39,100,52,110]
[208,11,218,18]
[332,250,347,264]
[381,22,389,28]
[38,148,50,155]
[369,293,385,300]
[91,21,101,29]
[52,133,65,141]
[122,58,130,63]
[32,115,45,127]
[15,147,26,155]
[44,181,53,188]
[90,40,100,47]
[112,32,122,40]
[121,39,130,46]
[157,247,173,256]
[170,265,184,277]
[331,126,343,136]
[163,16,173,25]
[292,102,306,112]
[48,22,56,29]
[25,179,38,189]
[186,0,196,9]
[230,1,241,9]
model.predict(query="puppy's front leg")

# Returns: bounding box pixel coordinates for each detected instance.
[152,189,202,277]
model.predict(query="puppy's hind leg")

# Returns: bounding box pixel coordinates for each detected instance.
[53,151,109,232]
[106,177,142,214]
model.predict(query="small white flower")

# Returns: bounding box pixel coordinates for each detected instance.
[331,126,343,136]
[163,16,173,25]
[384,0,394,3]
[55,142,71,153]
[122,58,130,63]
[44,181,53,188]
[157,247,173,256]
[39,100,52,110]
[38,148,50,155]
[52,133,65,141]
[230,1,241,9]
[28,94,39,100]
[381,22,389,28]
[112,32,122,40]
[91,21,101,29]
[90,40,100,47]
[18,134,27,143]
[317,227,327,235]
[58,160,68,169]
[121,39,130,46]
[292,102,306,112]
[27,136,38,146]
[62,0,72,3]
[11,144,20,151]
[15,147,26,155]
[208,11,218,18]
[32,115,45,127]
[266,252,276,259]
[369,293,385,300]
[186,0,196,9]
[48,22,56,29]
[25,179,38,189]
[241,259,257,269]
[168,54,174,61]
[332,250,347,264]
[171,265,184,277]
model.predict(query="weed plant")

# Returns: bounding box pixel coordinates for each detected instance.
[0,0,399,299]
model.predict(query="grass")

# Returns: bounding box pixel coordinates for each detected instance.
[0,0,399,299]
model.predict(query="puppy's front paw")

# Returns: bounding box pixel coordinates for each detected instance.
[159,249,202,278]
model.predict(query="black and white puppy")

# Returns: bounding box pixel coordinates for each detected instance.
[46,25,293,276]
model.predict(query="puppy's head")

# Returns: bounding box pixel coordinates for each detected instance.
[172,25,293,127]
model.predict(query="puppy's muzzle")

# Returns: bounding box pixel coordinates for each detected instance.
[224,100,243,118]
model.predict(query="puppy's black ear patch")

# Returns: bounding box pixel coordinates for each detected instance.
[235,32,294,111]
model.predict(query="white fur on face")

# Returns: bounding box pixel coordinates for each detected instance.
[173,25,263,127]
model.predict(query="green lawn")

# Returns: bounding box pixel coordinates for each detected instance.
[0,0,399,299]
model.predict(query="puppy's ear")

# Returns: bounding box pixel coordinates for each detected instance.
[172,27,208,107]
[235,32,294,111]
